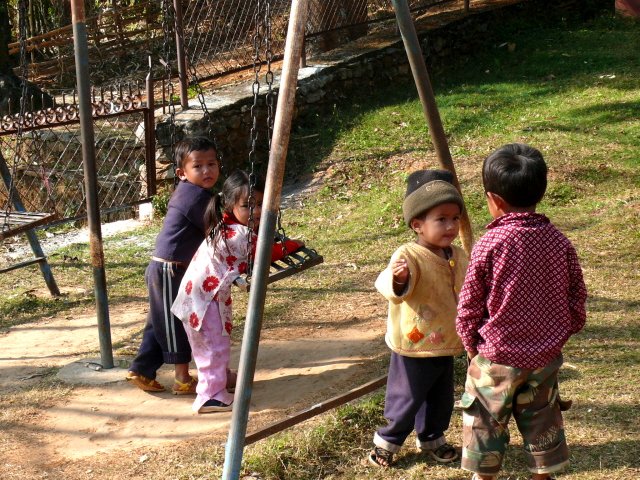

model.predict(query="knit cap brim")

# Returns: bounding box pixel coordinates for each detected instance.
[402,179,463,226]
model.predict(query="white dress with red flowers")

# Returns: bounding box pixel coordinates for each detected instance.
[171,222,250,337]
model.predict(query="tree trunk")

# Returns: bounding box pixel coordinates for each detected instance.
[0,0,12,74]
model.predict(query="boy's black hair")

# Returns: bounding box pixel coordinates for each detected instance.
[482,143,547,208]
[174,136,217,169]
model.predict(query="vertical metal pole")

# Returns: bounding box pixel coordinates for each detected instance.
[145,57,157,198]
[173,0,189,109]
[464,0,471,13]
[71,0,114,369]
[221,1,309,478]
[0,151,60,296]
[390,0,473,253]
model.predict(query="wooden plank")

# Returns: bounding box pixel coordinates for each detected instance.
[266,252,324,284]
[0,212,56,241]
[233,247,324,292]
[0,211,52,223]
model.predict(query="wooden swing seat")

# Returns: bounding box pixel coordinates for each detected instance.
[0,211,57,241]
[234,241,324,292]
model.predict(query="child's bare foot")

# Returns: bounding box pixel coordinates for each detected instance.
[174,362,192,384]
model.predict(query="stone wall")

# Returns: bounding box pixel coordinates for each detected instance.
[154,0,585,181]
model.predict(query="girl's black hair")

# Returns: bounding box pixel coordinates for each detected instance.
[482,143,547,208]
[204,170,266,242]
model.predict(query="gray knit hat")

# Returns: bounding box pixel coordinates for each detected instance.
[402,169,463,226]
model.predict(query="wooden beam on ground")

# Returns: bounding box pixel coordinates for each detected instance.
[0,257,46,274]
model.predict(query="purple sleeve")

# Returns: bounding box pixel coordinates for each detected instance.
[153,182,212,263]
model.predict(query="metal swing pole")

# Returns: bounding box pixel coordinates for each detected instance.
[70,0,114,369]
[390,0,474,253]
[221,0,309,478]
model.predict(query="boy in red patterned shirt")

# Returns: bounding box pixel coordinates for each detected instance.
[455,144,587,480]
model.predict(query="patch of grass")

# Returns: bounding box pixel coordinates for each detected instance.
[232,9,640,480]
[244,393,385,480]
[0,222,159,332]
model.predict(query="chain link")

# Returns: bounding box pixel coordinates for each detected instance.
[183,38,225,178]
[246,0,267,278]
[264,0,288,256]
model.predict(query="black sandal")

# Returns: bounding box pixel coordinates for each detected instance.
[424,442,458,463]
[368,446,394,468]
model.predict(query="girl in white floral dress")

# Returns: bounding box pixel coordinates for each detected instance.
[171,170,302,413]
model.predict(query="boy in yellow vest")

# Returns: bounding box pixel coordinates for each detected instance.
[368,169,468,468]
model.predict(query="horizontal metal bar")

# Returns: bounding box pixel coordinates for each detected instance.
[0,106,148,137]
[0,257,47,273]
[40,199,152,230]
[245,375,387,446]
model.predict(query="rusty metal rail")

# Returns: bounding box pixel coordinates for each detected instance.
[0,86,145,136]
[245,375,387,446]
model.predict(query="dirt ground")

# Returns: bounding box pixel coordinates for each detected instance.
[0,289,388,476]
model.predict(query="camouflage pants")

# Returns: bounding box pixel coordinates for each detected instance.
[460,354,569,476]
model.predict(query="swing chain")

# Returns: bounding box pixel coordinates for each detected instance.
[265,0,275,150]
[263,0,288,257]
[246,0,267,278]
[161,0,177,184]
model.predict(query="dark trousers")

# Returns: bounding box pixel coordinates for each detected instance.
[129,261,192,379]
[376,353,455,449]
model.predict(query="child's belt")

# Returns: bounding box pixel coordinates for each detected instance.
[151,256,187,268]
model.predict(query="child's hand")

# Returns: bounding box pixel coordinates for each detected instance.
[391,258,409,285]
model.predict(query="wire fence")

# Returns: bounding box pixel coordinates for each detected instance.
[0,108,152,226]
[7,0,450,88]
[181,0,446,81]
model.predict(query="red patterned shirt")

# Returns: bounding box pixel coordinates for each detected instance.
[456,212,587,369]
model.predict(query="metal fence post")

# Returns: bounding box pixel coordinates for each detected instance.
[70,0,114,369]
[221,1,310,478]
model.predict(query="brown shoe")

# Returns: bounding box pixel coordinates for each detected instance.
[126,371,165,392]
